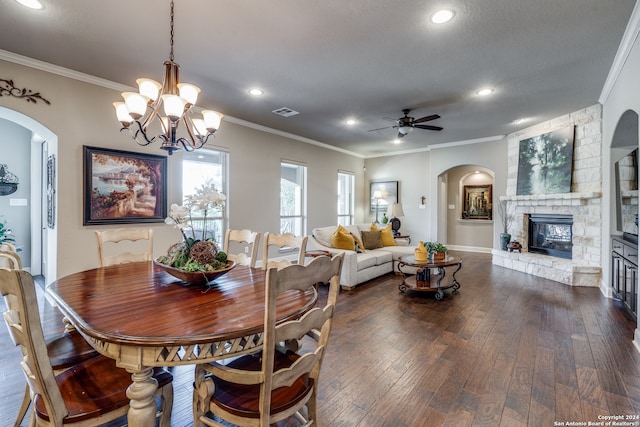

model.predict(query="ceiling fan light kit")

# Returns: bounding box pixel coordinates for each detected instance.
[369,108,443,139]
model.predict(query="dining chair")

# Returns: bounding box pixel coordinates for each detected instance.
[0,250,21,269]
[95,227,153,267]
[193,253,344,427]
[0,248,102,427]
[223,229,261,268]
[261,232,308,270]
[0,242,17,252]
[0,268,174,426]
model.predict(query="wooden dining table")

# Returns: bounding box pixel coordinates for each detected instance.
[46,261,317,427]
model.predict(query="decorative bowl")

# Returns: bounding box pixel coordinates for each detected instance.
[153,259,236,285]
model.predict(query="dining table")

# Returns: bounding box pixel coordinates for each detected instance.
[46,261,317,427]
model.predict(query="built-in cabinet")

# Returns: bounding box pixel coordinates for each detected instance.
[611,235,638,321]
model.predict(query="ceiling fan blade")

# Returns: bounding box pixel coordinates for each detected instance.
[414,124,443,131]
[368,125,395,132]
[413,114,441,124]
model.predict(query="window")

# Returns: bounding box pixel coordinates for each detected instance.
[182,150,228,244]
[337,171,355,226]
[280,161,307,235]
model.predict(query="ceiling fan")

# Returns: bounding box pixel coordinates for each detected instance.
[369,109,443,139]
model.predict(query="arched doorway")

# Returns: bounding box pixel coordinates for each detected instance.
[0,106,57,283]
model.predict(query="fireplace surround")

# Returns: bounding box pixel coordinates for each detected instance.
[527,214,573,259]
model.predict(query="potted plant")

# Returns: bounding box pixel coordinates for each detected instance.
[0,216,17,249]
[497,199,513,251]
[156,183,233,285]
[421,241,447,261]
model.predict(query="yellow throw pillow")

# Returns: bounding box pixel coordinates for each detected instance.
[371,223,397,246]
[331,225,356,251]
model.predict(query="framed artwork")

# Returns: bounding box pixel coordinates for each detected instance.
[463,185,492,219]
[370,181,398,212]
[516,126,575,195]
[83,146,167,225]
[47,155,55,229]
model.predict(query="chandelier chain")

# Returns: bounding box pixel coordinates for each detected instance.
[169,1,175,62]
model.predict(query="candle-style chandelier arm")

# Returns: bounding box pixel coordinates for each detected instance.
[119,120,161,147]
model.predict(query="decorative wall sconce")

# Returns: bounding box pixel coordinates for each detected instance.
[0,164,19,196]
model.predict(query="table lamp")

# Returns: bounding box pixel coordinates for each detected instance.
[373,190,383,223]
[387,203,405,236]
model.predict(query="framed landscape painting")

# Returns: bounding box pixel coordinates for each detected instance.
[516,126,575,195]
[83,146,167,225]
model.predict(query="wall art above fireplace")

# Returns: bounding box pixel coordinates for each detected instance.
[516,126,575,196]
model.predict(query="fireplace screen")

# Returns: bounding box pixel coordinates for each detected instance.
[528,214,573,259]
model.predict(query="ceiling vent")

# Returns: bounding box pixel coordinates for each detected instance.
[272,107,299,117]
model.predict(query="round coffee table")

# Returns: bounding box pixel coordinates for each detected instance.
[397,255,462,300]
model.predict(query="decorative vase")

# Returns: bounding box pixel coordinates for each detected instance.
[415,242,428,261]
[499,233,511,251]
[154,259,236,286]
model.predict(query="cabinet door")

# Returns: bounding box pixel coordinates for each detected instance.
[623,260,637,320]
[612,252,624,297]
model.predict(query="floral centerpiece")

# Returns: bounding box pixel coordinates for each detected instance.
[155,183,234,284]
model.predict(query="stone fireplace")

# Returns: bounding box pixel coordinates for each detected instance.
[491,104,603,287]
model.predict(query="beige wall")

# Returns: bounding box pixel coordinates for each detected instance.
[364,139,508,247]
[0,59,364,278]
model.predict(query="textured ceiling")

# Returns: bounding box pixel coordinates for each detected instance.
[0,0,636,157]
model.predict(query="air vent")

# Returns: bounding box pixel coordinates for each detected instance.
[272,107,299,117]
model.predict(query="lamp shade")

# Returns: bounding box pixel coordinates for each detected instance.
[387,203,405,218]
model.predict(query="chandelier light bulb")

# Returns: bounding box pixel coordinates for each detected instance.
[136,78,162,101]
[202,110,224,131]
[177,83,201,105]
[122,92,149,120]
[162,94,186,121]
[113,102,133,126]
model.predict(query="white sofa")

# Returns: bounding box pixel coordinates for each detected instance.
[308,224,416,290]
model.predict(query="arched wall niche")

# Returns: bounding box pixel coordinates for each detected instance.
[439,164,495,252]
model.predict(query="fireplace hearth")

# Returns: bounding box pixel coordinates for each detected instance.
[527,214,573,259]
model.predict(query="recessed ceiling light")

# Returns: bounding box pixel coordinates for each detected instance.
[476,88,494,96]
[512,118,528,125]
[15,0,43,9]
[345,118,356,126]
[248,88,264,96]
[431,9,454,24]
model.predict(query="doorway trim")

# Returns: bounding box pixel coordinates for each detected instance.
[0,106,57,284]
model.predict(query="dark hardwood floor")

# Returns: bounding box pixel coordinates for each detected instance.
[1,252,639,426]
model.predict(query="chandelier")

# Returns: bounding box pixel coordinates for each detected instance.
[113,1,223,155]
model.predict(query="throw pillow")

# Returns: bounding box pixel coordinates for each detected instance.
[371,223,397,246]
[361,230,383,250]
[331,224,356,251]
[351,232,366,253]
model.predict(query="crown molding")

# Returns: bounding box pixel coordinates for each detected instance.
[366,134,505,159]
[0,49,366,159]
[599,1,640,104]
